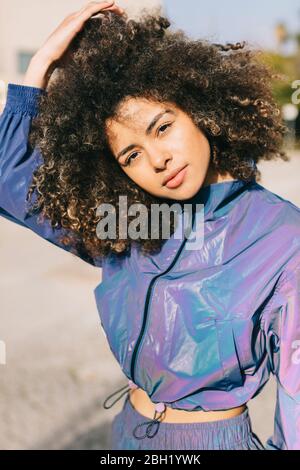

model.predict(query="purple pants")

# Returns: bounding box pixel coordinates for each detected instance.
[110,393,266,450]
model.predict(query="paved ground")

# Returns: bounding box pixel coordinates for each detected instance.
[0,149,299,449]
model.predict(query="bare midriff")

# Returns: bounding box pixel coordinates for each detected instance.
[129,387,247,423]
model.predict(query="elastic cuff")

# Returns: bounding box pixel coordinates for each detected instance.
[4,83,47,116]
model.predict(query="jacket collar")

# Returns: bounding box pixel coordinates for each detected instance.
[134,177,257,274]
[181,177,256,221]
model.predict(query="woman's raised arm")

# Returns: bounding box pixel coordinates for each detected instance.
[0,2,125,267]
[22,1,125,89]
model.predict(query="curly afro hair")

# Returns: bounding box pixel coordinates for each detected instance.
[27,8,288,261]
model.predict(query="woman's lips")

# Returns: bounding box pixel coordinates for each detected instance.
[165,165,188,189]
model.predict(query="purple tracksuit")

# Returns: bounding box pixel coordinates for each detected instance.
[1,83,300,450]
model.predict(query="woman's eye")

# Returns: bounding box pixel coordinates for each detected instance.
[126,152,139,166]
[158,122,172,135]
[124,123,173,166]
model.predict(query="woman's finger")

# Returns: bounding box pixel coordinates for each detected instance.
[70,2,125,34]
[76,1,124,18]
[101,5,125,15]
[34,1,127,65]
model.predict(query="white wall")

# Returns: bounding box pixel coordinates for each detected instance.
[0,0,163,105]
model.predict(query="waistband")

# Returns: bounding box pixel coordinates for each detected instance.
[103,380,251,441]
[125,392,250,430]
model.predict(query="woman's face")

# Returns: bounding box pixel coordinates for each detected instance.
[105,97,232,201]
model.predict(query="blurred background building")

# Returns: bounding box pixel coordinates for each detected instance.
[0,0,163,108]
[0,0,299,450]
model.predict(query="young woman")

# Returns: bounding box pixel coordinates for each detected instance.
[1,1,300,451]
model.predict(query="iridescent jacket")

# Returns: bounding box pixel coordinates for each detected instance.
[1,83,300,449]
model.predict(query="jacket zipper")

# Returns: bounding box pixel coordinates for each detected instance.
[130,208,196,384]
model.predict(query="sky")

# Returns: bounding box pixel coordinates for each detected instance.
[162,0,300,54]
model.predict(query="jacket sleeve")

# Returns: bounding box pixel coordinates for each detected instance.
[0,83,102,268]
[261,265,300,450]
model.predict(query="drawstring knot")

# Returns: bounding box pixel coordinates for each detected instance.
[103,379,167,439]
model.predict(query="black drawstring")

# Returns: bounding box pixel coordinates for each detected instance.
[132,404,167,439]
[103,379,167,440]
[102,384,130,409]
[102,379,138,409]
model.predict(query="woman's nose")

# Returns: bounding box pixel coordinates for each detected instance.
[149,150,172,170]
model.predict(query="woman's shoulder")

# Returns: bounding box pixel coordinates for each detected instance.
[249,181,300,230]
[238,181,300,272]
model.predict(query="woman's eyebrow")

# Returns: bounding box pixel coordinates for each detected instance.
[116,109,175,160]
[145,108,175,136]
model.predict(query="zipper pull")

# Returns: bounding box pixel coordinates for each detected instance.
[132,402,166,439]
[102,379,138,409]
